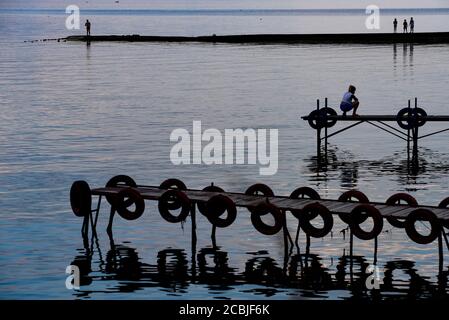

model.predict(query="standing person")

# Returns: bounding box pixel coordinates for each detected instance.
[85,19,91,36]
[340,85,360,117]
[393,18,398,33]
[403,19,408,33]
[410,17,415,33]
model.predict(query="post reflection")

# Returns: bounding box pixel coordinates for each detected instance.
[68,239,448,299]
[305,146,449,190]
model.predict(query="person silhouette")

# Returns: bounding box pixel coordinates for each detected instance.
[410,17,415,33]
[393,18,398,33]
[403,19,408,33]
[340,85,360,117]
[85,19,91,36]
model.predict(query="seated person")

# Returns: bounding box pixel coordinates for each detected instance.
[340,85,360,116]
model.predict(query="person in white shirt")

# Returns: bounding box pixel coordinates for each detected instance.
[340,85,360,116]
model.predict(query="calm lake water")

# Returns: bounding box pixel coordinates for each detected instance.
[0,4,449,299]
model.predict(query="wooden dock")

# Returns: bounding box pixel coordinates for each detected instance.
[302,98,449,166]
[91,185,449,222]
[70,176,449,268]
[64,32,449,44]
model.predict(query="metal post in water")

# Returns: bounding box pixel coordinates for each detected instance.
[81,215,88,238]
[349,231,354,258]
[106,206,116,236]
[438,230,444,274]
[412,97,419,165]
[324,97,328,164]
[374,237,378,265]
[191,202,197,280]
[316,99,321,167]
[93,195,102,230]
[306,235,311,255]
[283,218,289,275]
[211,225,217,248]
[407,100,411,164]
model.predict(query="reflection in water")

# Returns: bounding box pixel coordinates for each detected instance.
[393,43,414,78]
[305,146,449,191]
[69,240,448,300]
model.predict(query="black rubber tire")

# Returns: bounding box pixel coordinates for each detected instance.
[396,107,427,130]
[158,189,191,223]
[159,179,187,210]
[204,194,237,228]
[307,108,338,129]
[197,185,225,215]
[116,188,145,221]
[250,202,283,235]
[299,203,334,238]
[307,110,321,130]
[159,178,187,190]
[348,204,384,240]
[438,197,449,209]
[290,187,321,200]
[405,209,440,244]
[245,183,274,197]
[245,184,275,214]
[289,187,321,219]
[70,180,92,217]
[320,107,338,128]
[385,193,418,228]
[337,190,369,224]
[105,175,137,206]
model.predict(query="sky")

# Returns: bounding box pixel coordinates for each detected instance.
[1,0,449,9]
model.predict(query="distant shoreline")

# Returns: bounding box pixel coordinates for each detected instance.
[62,32,449,44]
[3,7,449,16]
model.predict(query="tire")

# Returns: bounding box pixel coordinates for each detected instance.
[438,197,449,209]
[385,193,418,228]
[307,110,321,130]
[105,175,137,206]
[116,188,145,221]
[197,185,225,215]
[320,107,338,128]
[70,180,92,217]
[158,189,191,223]
[396,107,427,130]
[245,183,274,197]
[405,209,440,244]
[307,108,338,129]
[250,202,283,235]
[159,178,187,190]
[299,203,333,238]
[348,204,383,240]
[337,190,369,224]
[245,184,275,214]
[203,194,237,228]
[159,179,187,210]
[289,187,321,219]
